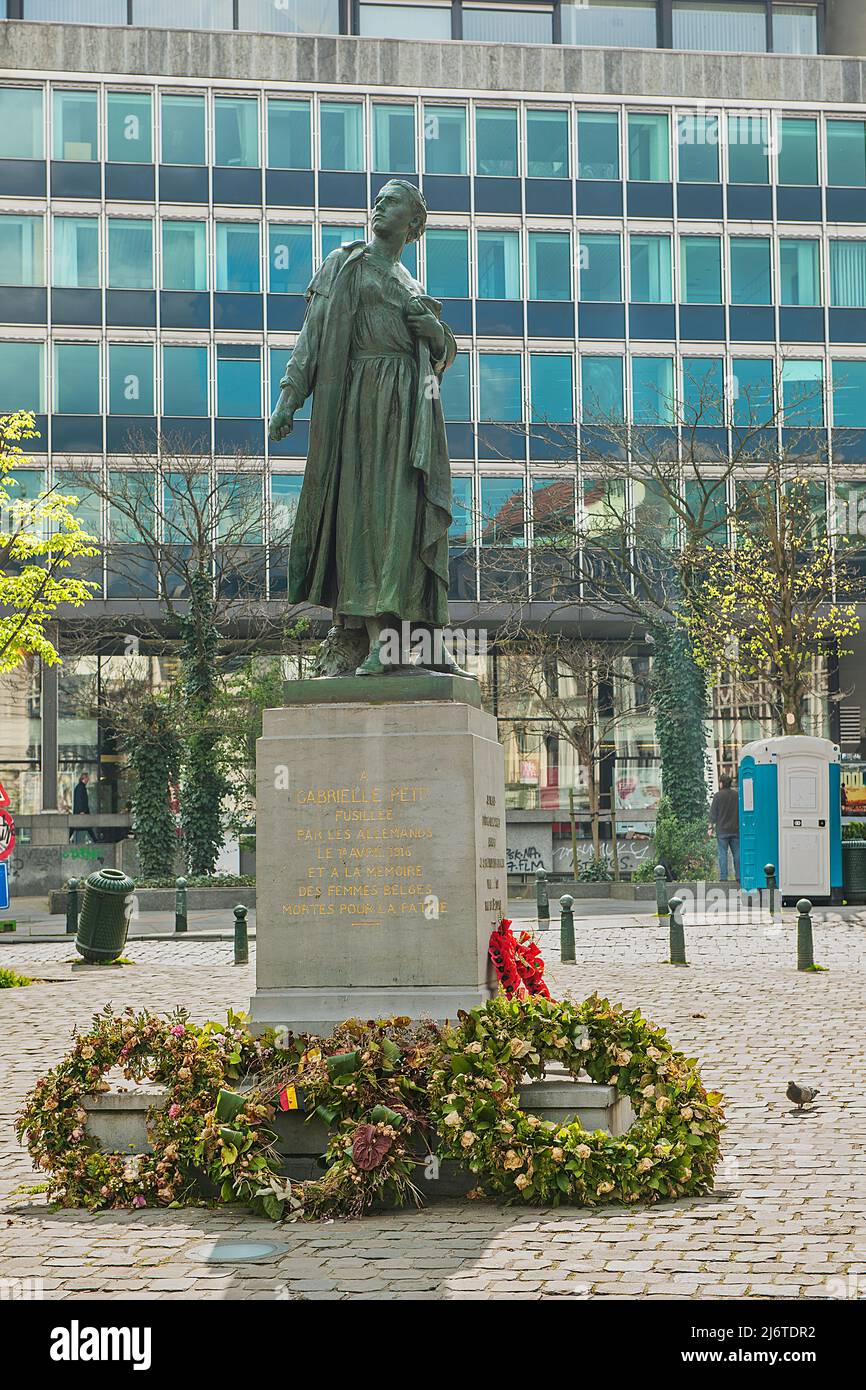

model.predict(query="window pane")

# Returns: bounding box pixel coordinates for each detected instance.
[780,240,820,307]
[782,360,823,427]
[627,113,669,182]
[270,474,303,540]
[217,344,261,418]
[727,114,769,183]
[359,3,451,38]
[163,345,208,416]
[215,223,261,292]
[632,357,674,424]
[561,0,658,47]
[530,354,573,422]
[162,220,207,291]
[581,355,623,421]
[833,360,866,428]
[372,103,415,173]
[237,0,340,32]
[267,98,311,169]
[732,358,774,426]
[0,342,43,412]
[215,96,259,167]
[577,110,619,179]
[0,215,44,286]
[53,90,98,162]
[773,4,818,54]
[479,354,522,420]
[677,114,719,182]
[108,344,154,416]
[0,87,43,160]
[730,238,771,305]
[426,229,469,298]
[107,91,152,164]
[779,117,818,186]
[533,475,575,539]
[450,476,473,546]
[53,216,99,288]
[630,235,672,302]
[831,242,866,309]
[672,2,766,52]
[527,109,569,178]
[321,224,365,259]
[268,224,313,294]
[476,108,518,177]
[827,120,866,187]
[161,94,206,165]
[108,219,153,290]
[423,105,467,175]
[269,347,310,419]
[480,477,524,547]
[216,470,262,541]
[682,356,724,426]
[579,233,621,301]
[680,235,721,303]
[53,470,101,538]
[477,231,520,299]
[440,351,471,420]
[320,102,363,171]
[130,0,233,23]
[529,232,571,301]
[54,343,99,414]
[28,0,125,19]
[463,6,552,42]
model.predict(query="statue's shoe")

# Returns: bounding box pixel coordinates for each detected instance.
[355,651,389,676]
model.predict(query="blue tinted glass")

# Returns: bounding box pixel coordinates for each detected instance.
[271,474,303,538]
[680,236,721,303]
[53,89,98,161]
[267,98,311,169]
[780,240,820,306]
[162,221,207,291]
[479,354,521,420]
[529,232,571,301]
[423,105,467,175]
[320,102,363,171]
[321,225,365,259]
[782,361,823,426]
[440,352,471,420]
[268,224,313,294]
[477,231,520,298]
[161,94,206,165]
[579,234,621,301]
[217,346,261,418]
[833,360,866,428]
[53,216,98,287]
[108,219,153,290]
[581,356,624,422]
[475,108,518,177]
[732,358,774,426]
[527,109,569,178]
[530,354,573,422]
[779,118,818,185]
[0,87,43,160]
[632,357,674,424]
[426,229,469,298]
[630,235,672,302]
[401,242,417,276]
[683,356,724,426]
[730,238,771,305]
[216,223,261,292]
[215,96,259,167]
[830,242,866,309]
[107,91,152,164]
[677,114,719,182]
[109,343,154,415]
[0,215,44,286]
[54,342,99,414]
[577,110,619,179]
[449,476,473,544]
[480,476,524,546]
[373,103,415,173]
[827,121,866,187]
[163,345,208,416]
[727,114,769,183]
[627,113,669,181]
[0,341,43,412]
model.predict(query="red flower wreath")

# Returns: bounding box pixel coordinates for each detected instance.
[488,918,551,1000]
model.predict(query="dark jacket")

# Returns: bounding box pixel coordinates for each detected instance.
[73,780,90,815]
[709,787,739,836]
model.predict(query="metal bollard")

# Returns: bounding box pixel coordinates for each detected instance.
[233,903,249,966]
[65,878,80,936]
[536,870,550,930]
[175,877,188,934]
[797,898,814,971]
[654,865,670,924]
[764,863,777,918]
[559,893,575,963]
[668,894,688,966]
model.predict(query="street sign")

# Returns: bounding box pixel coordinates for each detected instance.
[0,863,9,911]
[0,781,15,868]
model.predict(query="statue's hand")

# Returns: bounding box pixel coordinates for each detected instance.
[406,304,445,357]
[268,401,295,441]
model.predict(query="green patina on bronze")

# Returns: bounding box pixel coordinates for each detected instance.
[268,180,459,676]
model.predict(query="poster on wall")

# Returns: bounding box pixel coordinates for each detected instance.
[841,760,866,818]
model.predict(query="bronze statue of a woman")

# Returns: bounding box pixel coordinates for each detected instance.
[269,179,461,677]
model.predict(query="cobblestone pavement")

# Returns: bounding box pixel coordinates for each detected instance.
[1,909,865,1301]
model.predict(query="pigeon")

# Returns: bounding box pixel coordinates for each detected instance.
[786,1081,819,1109]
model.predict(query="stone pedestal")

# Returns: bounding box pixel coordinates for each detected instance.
[249,675,506,1035]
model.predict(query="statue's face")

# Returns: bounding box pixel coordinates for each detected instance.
[371,182,416,242]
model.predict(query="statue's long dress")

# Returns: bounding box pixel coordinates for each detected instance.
[336,257,433,621]
[279,243,454,626]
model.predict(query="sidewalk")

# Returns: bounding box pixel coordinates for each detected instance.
[1,895,256,941]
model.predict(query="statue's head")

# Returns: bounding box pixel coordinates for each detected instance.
[371,179,428,245]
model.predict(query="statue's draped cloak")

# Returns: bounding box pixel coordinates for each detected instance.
[279,243,456,624]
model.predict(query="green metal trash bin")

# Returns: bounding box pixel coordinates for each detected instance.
[75,868,135,963]
[842,839,866,905]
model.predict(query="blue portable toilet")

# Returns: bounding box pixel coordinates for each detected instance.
[738,736,841,902]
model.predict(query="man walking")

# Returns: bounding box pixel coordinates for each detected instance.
[709,775,739,883]
[70,772,99,844]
